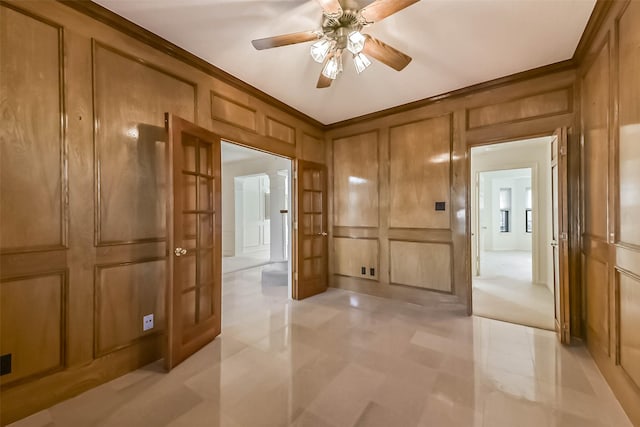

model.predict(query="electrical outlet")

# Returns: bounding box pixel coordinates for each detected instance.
[361,266,366,275]
[143,314,154,331]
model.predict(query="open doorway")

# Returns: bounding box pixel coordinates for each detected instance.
[471,137,555,330]
[221,141,292,302]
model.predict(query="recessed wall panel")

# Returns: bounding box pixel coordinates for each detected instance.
[93,42,196,245]
[582,42,609,240]
[333,132,379,227]
[0,273,65,385]
[302,133,324,163]
[266,117,295,144]
[211,91,256,132]
[0,6,64,252]
[333,238,378,280]
[389,241,451,292]
[389,116,451,229]
[95,259,165,355]
[619,273,640,389]
[619,2,640,247]
[585,256,609,355]
[467,88,571,129]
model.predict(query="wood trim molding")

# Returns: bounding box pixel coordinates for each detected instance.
[58,1,613,130]
[573,0,616,63]
[326,60,576,129]
[57,0,324,129]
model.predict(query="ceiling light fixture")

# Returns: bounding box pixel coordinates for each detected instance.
[252,0,420,88]
[347,31,366,54]
[353,52,371,74]
[310,38,332,63]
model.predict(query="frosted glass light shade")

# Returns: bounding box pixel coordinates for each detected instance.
[310,39,331,63]
[322,55,340,79]
[347,31,366,54]
[353,53,371,74]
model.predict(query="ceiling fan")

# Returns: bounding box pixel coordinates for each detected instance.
[251,0,420,88]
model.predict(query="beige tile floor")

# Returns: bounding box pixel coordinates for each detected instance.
[10,267,632,427]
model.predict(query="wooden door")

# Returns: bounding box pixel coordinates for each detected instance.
[294,160,328,299]
[165,114,221,370]
[551,128,570,343]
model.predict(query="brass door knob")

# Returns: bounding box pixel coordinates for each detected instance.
[174,247,187,256]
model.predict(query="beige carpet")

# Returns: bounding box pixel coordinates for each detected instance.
[473,251,555,330]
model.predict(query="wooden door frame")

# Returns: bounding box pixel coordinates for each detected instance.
[465,128,581,341]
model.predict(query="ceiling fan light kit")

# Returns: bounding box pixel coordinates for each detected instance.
[251,0,420,88]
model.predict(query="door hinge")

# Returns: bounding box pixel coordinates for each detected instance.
[560,146,567,156]
[560,232,568,241]
[294,272,298,281]
[293,221,298,230]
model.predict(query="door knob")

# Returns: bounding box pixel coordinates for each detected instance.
[174,247,187,256]
[321,232,328,236]
[550,241,558,247]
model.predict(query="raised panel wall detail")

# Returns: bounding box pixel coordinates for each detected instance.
[333,132,379,227]
[211,91,257,132]
[95,259,165,356]
[389,116,451,229]
[93,42,196,245]
[302,133,324,163]
[467,88,571,129]
[618,2,640,247]
[0,5,65,253]
[582,41,610,240]
[266,116,295,144]
[333,238,378,280]
[0,272,66,386]
[585,256,610,355]
[619,272,640,389]
[389,240,451,292]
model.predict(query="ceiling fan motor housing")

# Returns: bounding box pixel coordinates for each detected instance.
[322,10,364,49]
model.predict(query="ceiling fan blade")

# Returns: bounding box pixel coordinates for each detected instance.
[360,0,420,23]
[316,0,342,16]
[251,30,318,50]
[317,72,333,88]
[317,52,334,88]
[362,35,412,71]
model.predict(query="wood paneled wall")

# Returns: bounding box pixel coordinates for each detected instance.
[0,1,323,424]
[579,1,640,424]
[327,68,579,310]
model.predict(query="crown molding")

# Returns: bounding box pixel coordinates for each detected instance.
[572,0,615,63]
[59,0,612,130]
[325,59,576,130]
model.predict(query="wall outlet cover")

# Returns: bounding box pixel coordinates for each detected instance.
[143,314,154,331]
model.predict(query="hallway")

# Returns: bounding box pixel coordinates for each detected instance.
[9,267,630,427]
[473,250,555,330]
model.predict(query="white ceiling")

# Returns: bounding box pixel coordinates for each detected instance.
[93,0,595,125]
[221,140,276,163]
